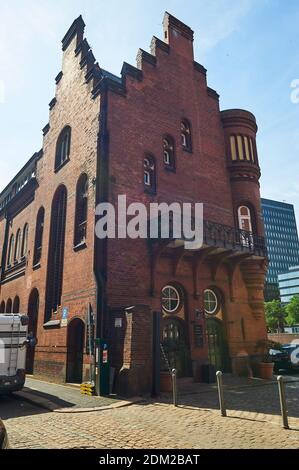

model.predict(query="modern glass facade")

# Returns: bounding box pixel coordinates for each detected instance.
[261,198,299,300]
[278,266,299,303]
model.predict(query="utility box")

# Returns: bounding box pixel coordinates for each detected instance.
[95,339,110,396]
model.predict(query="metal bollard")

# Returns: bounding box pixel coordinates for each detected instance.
[277,376,289,429]
[216,371,227,417]
[172,368,178,407]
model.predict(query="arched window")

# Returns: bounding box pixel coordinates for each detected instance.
[7,234,15,267]
[21,223,29,258]
[33,207,45,266]
[74,174,88,247]
[143,155,156,194]
[238,205,254,247]
[204,289,219,315]
[163,136,175,170]
[181,119,192,152]
[14,229,22,262]
[238,206,253,232]
[45,185,67,321]
[13,296,20,313]
[0,301,5,313]
[6,298,12,313]
[55,126,71,171]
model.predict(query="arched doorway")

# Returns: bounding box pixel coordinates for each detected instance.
[26,289,39,374]
[160,284,192,378]
[204,287,229,372]
[206,318,226,371]
[161,317,192,378]
[66,319,85,384]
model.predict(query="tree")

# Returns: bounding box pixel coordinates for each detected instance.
[264,299,287,332]
[285,295,299,326]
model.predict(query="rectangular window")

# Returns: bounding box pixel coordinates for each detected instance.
[243,136,251,161]
[237,136,244,160]
[230,136,237,161]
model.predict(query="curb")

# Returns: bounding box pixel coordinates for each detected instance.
[15,389,144,413]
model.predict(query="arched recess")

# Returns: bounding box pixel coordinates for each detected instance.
[26,288,39,374]
[66,318,85,384]
[0,301,5,313]
[13,296,20,313]
[6,298,12,313]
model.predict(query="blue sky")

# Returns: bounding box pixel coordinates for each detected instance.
[0,0,299,218]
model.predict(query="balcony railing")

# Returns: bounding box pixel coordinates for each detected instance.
[203,220,267,257]
[149,216,267,258]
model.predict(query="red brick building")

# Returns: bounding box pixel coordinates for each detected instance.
[0,13,268,395]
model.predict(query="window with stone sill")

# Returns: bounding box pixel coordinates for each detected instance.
[33,207,45,267]
[54,126,71,171]
[143,155,156,194]
[14,229,22,263]
[21,223,29,258]
[74,174,88,249]
[163,136,176,170]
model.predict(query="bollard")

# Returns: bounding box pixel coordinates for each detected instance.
[216,370,227,417]
[277,376,289,429]
[172,368,178,407]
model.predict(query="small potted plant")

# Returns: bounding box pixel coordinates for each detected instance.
[255,339,279,379]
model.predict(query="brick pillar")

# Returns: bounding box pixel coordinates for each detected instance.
[116,304,153,397]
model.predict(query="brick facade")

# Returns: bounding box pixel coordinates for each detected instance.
[0,13,268,395]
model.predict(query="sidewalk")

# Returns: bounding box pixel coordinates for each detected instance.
[16,377,142,413]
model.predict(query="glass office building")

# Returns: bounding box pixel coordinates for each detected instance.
[261,198,299,300]
[278,266,299,303]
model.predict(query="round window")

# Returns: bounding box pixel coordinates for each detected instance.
[204,289,218,315]
[162,285,181,314]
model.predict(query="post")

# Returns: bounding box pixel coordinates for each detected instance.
[277,376,289,429]
[172,368,178,407]
[216,371,226,417]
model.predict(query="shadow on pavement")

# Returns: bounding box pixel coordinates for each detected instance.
[154,372,299,419]
[0,394,48,419]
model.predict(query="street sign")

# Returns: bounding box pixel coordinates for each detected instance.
[60,307,69,327]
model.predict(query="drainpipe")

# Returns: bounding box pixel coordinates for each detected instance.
[93,78,109,341]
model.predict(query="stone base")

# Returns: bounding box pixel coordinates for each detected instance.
[231,352,253,378]
[116,364,151,397]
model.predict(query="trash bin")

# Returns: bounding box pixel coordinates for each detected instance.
[201,363,216,383]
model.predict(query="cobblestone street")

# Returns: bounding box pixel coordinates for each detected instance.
[1,375,299,449]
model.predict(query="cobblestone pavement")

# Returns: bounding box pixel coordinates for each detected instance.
[162,373,299,422]
[23,377,119,409]
[1,375,299,449]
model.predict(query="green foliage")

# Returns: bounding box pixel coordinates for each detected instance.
[285,295,299,326]
[264,299,286,331]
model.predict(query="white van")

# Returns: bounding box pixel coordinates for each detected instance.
[0,314,34,393]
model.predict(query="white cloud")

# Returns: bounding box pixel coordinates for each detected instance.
[194,0,257,56]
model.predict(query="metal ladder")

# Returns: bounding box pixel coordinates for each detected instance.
[8,315,21,374]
